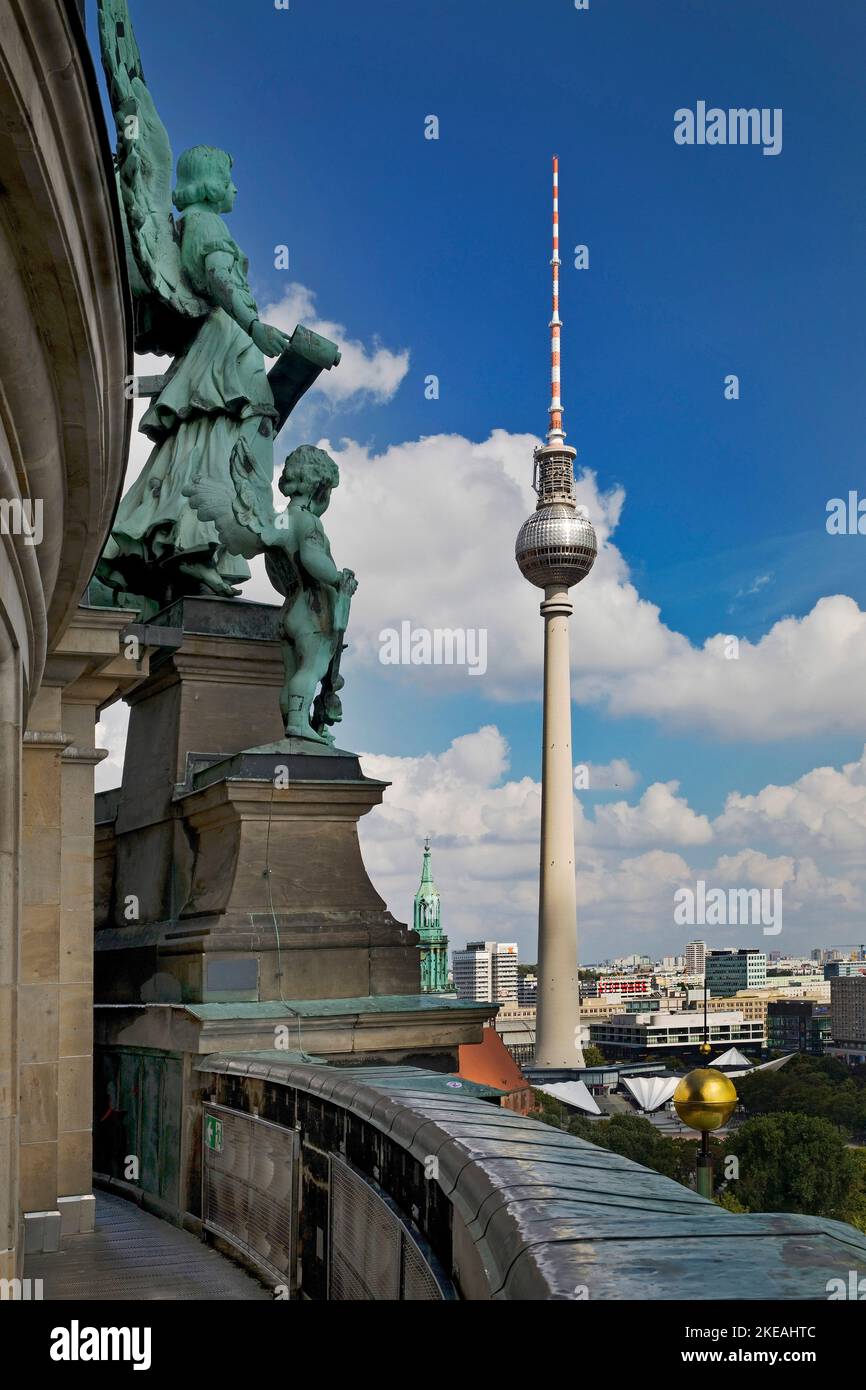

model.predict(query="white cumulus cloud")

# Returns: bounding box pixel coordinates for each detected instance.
[356,727,866,960]
[263,283,409,405]
[577,758,640,792]
[240,427,866,740]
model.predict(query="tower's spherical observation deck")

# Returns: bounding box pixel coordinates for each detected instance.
[515,503,597,590]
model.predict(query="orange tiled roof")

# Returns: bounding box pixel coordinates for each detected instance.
[457,1027,534,1109]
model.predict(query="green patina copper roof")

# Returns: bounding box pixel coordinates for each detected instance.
[194,1054,866,1300]
[199,1053,503,1100]
[415,837,440,903]
[184,993,491,1021]
[414,839,449,993]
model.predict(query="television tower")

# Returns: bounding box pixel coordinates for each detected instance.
[515,156,597,1069]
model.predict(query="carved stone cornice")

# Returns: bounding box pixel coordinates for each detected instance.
[0,0,132,707]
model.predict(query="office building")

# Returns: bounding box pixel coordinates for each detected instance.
[686,992,768,1024]
[705,949,767,997]
[453,941,519,1004]
[517,973,538,1005]
[595,975,653,998]
[590,1009,765,1058]
[828,976,866,1066]
[824,960,866,980]
[767,1000,830,1055]
[685,940,707,975]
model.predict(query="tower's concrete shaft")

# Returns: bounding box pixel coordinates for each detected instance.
[535,585,583,1067]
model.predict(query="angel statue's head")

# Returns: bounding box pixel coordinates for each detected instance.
[280,446,340,515]
[173,146,237,214]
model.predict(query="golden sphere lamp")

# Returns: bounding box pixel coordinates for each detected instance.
[674,1067,738,1199]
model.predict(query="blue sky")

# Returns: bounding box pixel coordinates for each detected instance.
[89,0,866,960]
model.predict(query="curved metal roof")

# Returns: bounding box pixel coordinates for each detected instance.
[197,1052,866,1300]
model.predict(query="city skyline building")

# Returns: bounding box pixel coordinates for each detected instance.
[590,1008,765,1058]
[824,960,866,980]
[828,976,866,1066]
[767,1000,830,1056]
[453,940,519,1004]
[518,972,538,1006]
[514,156,597,1069]
[705,949,768,997]
[595,975,653,997]
[686,940,707,975]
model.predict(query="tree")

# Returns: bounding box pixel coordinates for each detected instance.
[663,1134,726,1190]
[716,1189,748,1213]
[531,1089,565,1129]
[567,1115,603,1143]
[582,1044,606,1067]
[570,1113,682,1180]
[735,1054,866,1141]
[842,1148,866,1235]
[728,1113,857,1220]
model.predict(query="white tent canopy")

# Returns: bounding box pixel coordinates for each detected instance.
[622,1074,680,1112]
[712,1047,753,1069]
[712,1050,797,1079]
[538,1081,602,1116]
[753,1052,796,1073]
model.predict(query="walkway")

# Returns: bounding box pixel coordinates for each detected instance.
[25,1192,271,1301]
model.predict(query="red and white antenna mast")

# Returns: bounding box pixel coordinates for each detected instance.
[548,155,564,445]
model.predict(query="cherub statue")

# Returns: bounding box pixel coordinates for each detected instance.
[95,0,297,610]
[184,445,357,745]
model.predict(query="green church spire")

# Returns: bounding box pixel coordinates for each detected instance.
[414,838,449,993]
[419,837,435,889]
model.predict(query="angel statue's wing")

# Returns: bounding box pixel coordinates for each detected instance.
[98,0,207,353]
[184,440,279,562]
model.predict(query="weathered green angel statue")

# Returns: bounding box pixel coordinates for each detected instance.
[184,444,357,745]
[94,0,339,612]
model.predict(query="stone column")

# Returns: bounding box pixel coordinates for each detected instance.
[0,643,22,1282]
[18,693,68,1253]
[17,609,150,1251]
[534,587,583,1069]
[57,704,108,1234]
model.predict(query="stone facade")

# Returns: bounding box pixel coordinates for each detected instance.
[0,0,131,1276]
[18,612,149,1252]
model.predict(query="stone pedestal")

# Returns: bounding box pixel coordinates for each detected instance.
[91,597,497,1230]
[95,597,421,1007]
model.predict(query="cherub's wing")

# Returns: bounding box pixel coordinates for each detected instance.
[183,476,264,562]
[228,436,279,538]
[226,438,303,602]
[264,548,302,606]
[98,0,207,333]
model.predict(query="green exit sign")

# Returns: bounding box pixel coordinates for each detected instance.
[205,1115,223,1153]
